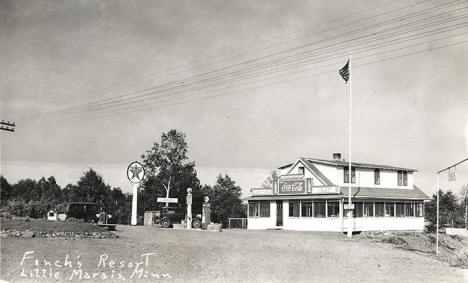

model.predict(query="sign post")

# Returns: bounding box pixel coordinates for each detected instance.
[157,197,178,203]
[186,188,192,230]
[127,161,145,226]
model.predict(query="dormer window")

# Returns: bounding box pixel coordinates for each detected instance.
[397,170,408,186]
[344,166,355,183]
[298,166,305,175]
[374,169,380,185]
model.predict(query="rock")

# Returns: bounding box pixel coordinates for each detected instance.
[21,231,35,238]
[208,223,222,232]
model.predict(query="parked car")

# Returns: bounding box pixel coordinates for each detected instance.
[154,203,201,228]
[65,202,102,223]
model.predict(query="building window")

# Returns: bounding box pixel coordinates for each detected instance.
[260,201,270,217]
[415,203,423,217]
[354,202,363,217]
[398,170,408,186]
[298,166,305,175]
[396,203,405,217]
[289,201,300,217]
[385,202,395,217]
[327,202,339,217]
[405,203,414,217]
[301,201,313,217]
[375,202,384,217]
[344,167,356,183]
[374,169,380,185]
[314,201,326,217]
[249,202,259,217]
[363,202,374,217]
[249,201,270,217]
[385,202,394,217]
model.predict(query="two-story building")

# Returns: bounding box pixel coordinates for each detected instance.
[247,153,429,232]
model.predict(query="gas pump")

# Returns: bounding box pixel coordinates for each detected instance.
[202,196,211,230]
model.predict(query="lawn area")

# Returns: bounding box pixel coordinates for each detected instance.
[1,226,466,282]
[1,218,107,233]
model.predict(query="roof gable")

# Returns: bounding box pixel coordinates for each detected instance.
[283,158,334,186]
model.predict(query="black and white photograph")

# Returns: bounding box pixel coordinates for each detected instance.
[1,0,468,282]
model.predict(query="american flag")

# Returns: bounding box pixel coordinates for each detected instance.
[339,59,350,83]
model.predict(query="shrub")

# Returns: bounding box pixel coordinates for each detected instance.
[4,199,28,217]
[3,199,56,218]
[1,212,13,220]
[65,217,85,223]
[27,201,54,218]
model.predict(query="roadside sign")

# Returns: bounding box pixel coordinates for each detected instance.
[157,197,178,203]
[127,161,145,183]
[344,204,355,210]
[128,161,145,226]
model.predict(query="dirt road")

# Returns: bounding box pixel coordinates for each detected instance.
[1,226,465,282]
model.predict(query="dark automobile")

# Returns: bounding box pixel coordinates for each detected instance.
[155,203,201,228]
[66,202,102,222]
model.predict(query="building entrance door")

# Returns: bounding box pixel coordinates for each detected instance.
[276,200,283,227]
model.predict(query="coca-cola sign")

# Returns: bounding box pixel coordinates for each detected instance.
[278,180,305,195]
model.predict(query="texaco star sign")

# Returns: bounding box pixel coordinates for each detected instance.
[127,161,145,183]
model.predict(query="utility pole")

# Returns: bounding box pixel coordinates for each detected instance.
[0,120,16,132]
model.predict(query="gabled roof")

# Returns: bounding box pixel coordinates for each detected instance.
[340,185,429,200]
[280,157,416,172]
[299,158,334,186]
[283,158,334,186]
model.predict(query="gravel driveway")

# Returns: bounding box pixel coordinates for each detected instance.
[1,225,465,282]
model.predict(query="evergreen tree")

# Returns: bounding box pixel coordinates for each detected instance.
[205,174,246,227]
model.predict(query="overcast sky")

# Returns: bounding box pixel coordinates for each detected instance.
[1,0,467,196]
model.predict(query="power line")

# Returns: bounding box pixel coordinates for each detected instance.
[79,0,463,109]
[34,7,462,121]
[49,38,468,124]
[16,0,468,124]
[0,120,16,132]
[35,24,468,123]
[16,0,447,118]
[74,20,468,118]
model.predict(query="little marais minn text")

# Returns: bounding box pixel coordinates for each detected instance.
[19,251,172,280]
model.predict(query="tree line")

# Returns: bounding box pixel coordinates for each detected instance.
[1,129,246,226]
[1,170,131,222]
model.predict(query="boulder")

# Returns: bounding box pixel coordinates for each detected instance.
[21,231,35,238]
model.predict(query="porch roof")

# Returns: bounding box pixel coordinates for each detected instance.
[246,185,429,201]
[339,185,429,200]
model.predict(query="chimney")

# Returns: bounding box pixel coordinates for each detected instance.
[332,152,341,161]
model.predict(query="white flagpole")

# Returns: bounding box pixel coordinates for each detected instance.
[347,55,353,238]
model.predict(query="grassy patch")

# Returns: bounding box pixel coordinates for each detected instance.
[358,231,468,268]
